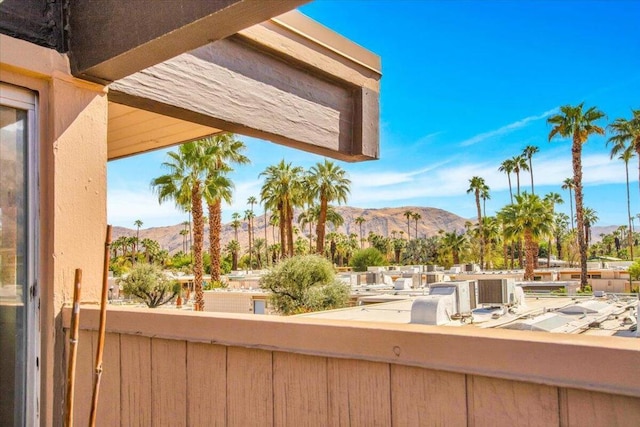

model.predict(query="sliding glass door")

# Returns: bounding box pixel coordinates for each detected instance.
[0,83,39,426]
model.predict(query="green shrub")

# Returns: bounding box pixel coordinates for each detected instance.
[119,263,180,308]
[350,247,385,272]
[204,280,227,290]
[260,255,349,315]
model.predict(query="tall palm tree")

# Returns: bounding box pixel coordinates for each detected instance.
[179,229,189,253]
[548,103,605,290]
[608,109,640,196]
[244,209,255,269]
[151,142,208,310]
[226,240,240,271]
[467,176,486,269]
[511,155,529,196]
[500,193,554,280]
[403,210,413,240]
[583,207,599,249]
[298,206,318,252]
[412,212,422,240]
[201,134,249,283]
[498,158,515,203]
[260,160,304,257]
[613,145,636,259]
[355,216,366,248]
[306,159,351,255]
[543,192,563,267]
[561,178,576,231]
[480,183,490,218]
[522,145,539,194]
[133,219,143,260]
[442,231,468,265]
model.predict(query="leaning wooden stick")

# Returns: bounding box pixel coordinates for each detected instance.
[64,269,82,427]
[89,225,112,426]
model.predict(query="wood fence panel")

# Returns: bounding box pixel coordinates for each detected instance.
[151,338,187,426]
[467,375,558,427]
[327,358,391,426]
[564,388,640,427]
[72,330,94,425]
[391,364,466,426]
[96,332,121,426]
[120,335,152,427]
[273,352,328,426]
[186,342,227,427]
[227,347,273,426]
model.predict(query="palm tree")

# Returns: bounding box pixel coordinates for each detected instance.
[548,103,605,289]
[613,145,636,259]
[355,216,366,248]
[543,192,563,267]
[480,183,490,218]
[412,212,422,240]
[500,193,554,280]
[522,145,539,194]
[403,210,413,239]
[244,209,255,269]
[583,207,599,249]
[151,142,208,310]
[298,206,318,252]
[306,159,351,255]
[260,160,304,257]
[179,229,189,253]
[442,231,468,265]
[511,155,529,196]
[201,134,249,283]
[608,109,640,195]
[226,240,240,271]
[133,219,143,260]
[561,178,576,231]
[467,176,486,269]
[498,158,515,203]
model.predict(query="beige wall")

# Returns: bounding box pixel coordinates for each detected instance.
[64,306,640,426]
[1,34,108,425]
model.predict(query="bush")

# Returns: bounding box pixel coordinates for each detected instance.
[260,255,349,315]
[350,247,385,272]
[628,259,640,281]
[119,263,180,308]
[203,280,227,290]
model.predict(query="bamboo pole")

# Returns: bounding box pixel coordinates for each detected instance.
[89,225,112,426]
[64,269,82,427]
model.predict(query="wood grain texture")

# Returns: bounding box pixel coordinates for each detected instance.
[391,365,467,426]
[564,388,640,427]
[120,335,152,426]
[226,347,273,426]
[186,342,227,427]
[327,358,391,426]
[96,333,120,426]
[151,338,187,426]
[273,352,328,426]
[468,375,558,427]
[72,330,94,426]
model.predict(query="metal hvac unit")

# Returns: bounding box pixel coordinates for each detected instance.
[477,278,516,305]
[429,281,476,316]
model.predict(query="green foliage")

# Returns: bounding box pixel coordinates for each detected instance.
[577,285,593,295]
[119,263,180,308]
[350,247,385,272]
[628,259,640,281]
[260,255,349,315]
[203,280,227,290]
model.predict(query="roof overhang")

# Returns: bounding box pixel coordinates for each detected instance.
[107,11,381,162]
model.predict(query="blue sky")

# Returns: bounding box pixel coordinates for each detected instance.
[108,0,640,229]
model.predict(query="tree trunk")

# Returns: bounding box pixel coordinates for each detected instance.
[572,137,588,290]
[286,203,294,257]
[316,196,328,255]
[475,191,484,270]
[192,183,205,311]
[524,229,535,280]
[208,200,222,283]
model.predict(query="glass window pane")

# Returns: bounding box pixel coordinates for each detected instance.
[0,103,28,426]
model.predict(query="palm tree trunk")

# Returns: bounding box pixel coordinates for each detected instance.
[524,230,534,280]
[507,174,513,204]
[286,203,294,257]
[208,200,222,283]
[316,197,328,254]
[191,184,205,311]
[572,138,588,290]
[626,162,634,259]
[475,191,484,270]
[569,189,575,231]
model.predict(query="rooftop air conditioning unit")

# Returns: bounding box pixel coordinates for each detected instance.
[429,281,475,316]
[477,278,515,305]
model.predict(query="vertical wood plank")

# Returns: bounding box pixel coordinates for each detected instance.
[327,358,391,426]
[96,332,121,426]
[564,388,640,427]
[151,338,187,426]
[391,365,466,426]
[120,335,152,426]
[469,375,558,427]
[273,352,328,427]
[72,330,94,426]
[186,342,227,427]
[227,347,273,427]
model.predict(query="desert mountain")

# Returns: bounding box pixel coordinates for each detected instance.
[112,206,471,254]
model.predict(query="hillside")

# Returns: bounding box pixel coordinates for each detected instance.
[112,206,471,254]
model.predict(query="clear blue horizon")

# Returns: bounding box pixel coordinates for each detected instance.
[108,0,640,230]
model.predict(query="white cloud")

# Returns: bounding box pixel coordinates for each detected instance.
[458,108,557,147]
